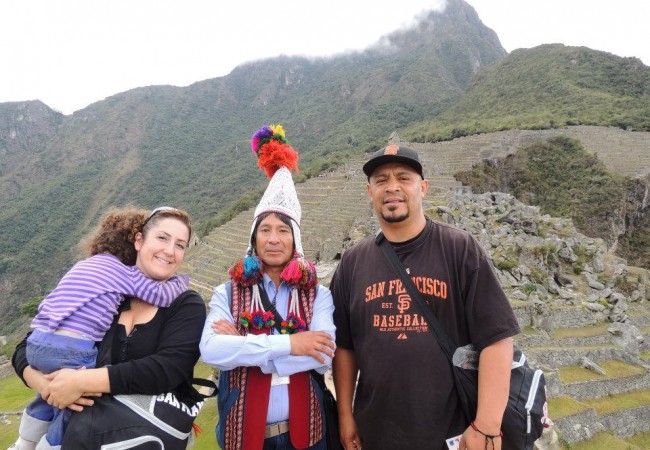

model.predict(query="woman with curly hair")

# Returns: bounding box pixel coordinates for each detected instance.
[11,206,198,449]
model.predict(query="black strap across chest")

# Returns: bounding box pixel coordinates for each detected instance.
[375,232,458,363]
[257,284,285,334]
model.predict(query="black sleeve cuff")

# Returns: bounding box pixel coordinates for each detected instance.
[11,331,32,386]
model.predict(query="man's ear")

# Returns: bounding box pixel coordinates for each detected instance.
[420,179,429,197]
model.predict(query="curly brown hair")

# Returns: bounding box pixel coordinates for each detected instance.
[80,207,148,265]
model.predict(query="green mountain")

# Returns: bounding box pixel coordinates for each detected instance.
[0,0,506,332]
[1,0,649,334]
[402,43,650,142]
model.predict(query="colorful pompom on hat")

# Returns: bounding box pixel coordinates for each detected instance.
[228,124,317,295]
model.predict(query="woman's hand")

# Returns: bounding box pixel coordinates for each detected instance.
[41,368,101,410]
[23,365,96,412]
[66,396,97,412]
[211,319,240,336]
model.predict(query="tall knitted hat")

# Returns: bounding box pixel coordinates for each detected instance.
[228,125,317,299]
[250,124,303,257]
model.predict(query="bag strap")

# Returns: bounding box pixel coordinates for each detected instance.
[258,284,286,334]
[375,232,457,362]
[309,369,330,394]
[191,377,219,399]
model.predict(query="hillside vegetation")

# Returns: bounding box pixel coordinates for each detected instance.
[455,136,650,267]
[1,0,650,333]
[0,0,506,332]
[402,44,650,142]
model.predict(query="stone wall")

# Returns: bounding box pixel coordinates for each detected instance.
[554,409,604,444]
[0,361,15,380]
[601,405,650,438]
[557,373,650,400]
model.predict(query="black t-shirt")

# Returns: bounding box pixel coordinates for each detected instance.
[331,218,520,450]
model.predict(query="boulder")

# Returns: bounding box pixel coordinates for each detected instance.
[608,322,644,357]
[581,356,606,375]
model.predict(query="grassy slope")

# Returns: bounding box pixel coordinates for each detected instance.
[401,44,650,143]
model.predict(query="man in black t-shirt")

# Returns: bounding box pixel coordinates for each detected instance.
[331,145,520,450]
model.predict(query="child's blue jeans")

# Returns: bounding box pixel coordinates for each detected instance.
[22,329,97,447]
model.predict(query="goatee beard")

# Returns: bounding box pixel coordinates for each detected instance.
[382,212,409,223]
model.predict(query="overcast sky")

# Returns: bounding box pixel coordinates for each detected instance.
[1,0,648,115]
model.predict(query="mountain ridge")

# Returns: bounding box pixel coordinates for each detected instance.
[1,0,649,336]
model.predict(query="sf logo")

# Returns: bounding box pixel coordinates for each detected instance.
[397,294,411,313]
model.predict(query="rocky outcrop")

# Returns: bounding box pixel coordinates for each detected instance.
[438,190,648,330]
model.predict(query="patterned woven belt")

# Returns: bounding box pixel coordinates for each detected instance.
[265,420,290,438]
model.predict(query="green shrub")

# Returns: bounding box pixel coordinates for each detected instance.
[20,296,43,318]
[495,259,518,271]
[529,267,547,284]
[522,283,538,295]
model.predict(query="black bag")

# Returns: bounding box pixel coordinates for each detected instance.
[377,233,548,450]
[61,381,215,449]
[451,345,547,449]
[311,371,344,450]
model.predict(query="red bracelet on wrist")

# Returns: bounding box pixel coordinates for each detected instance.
[470,421,503,450]
[470,421,503,438]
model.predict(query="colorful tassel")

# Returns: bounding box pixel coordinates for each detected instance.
[241,310,275,330]
[251,124,289,154]
[280,313,307,334]
[239,284,276,331]
[228,255,263,286]
[243,254,263,277]
[240,311,254,328]
[280,252,318,290]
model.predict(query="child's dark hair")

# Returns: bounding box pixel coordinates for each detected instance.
[80,207,148,265]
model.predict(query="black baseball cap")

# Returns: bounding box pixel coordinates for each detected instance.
[362,145,424,178]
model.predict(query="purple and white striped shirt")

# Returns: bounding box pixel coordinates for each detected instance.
[31,253,189,341]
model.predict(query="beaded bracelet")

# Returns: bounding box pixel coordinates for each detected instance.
[470,421,503,450]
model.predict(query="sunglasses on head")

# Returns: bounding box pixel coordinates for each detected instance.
[143,206,179,227]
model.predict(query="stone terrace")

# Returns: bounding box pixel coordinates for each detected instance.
[411,125,650,178]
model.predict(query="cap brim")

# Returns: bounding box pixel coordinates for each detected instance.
[362,155,423,177]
